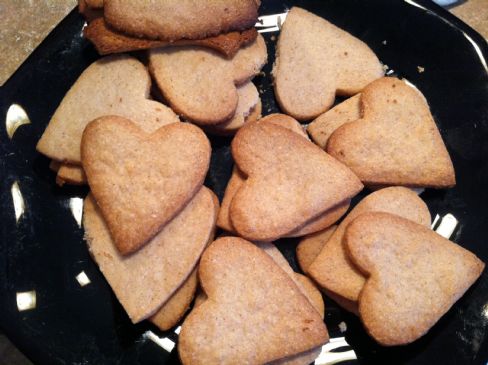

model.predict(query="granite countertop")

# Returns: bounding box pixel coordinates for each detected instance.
[0,1,486,364]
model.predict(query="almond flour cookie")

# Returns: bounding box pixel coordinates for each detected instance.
[346,212,484,345]
[308,187,431,311]
[37,54,179,164]
[274,7,383,120]
[327,77,456,188]
[148,34,267,126]
[229,120,362,241]
[178,237,328,365]
[104,0,259,41]
[81,117,210,254]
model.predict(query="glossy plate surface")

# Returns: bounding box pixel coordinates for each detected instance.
[1,0,487,364]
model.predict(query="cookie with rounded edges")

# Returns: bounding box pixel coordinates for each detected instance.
[327,77,456,188]
[307,94,361,149]
[273,7,383,121]
[218,114,352,237]
[104,0,259,41]
[230,120,363,241]
[37,54,179,164]
[148,34,267,126]
[83,187,217,323]
[178,237,328,365]
[191,242,325,365]
[81,116,210,255]
[346,212,484,345]
[308,187,431,309]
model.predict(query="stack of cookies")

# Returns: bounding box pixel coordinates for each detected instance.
[35,2,485,364]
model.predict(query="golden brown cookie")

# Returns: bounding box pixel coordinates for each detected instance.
[84,17,258,57]
[327,77,456,188]
[346,212,484,345]
[307,94,361,149]
[178,237,328,364]
[81,116,210,255]
[296,225,337,273]
[148,34,267,126]
[218,114,352,237]
[83,187,217,323]
[36,54,179,164]
[104,0,259,41]
[229,120,363,241]
[273,7,383,120]
[308,187,431,310]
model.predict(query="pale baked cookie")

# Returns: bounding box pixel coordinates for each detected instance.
[104,0,259,41]
[274,7,383,120]
[346,212,484,345]
[36,54,179,164]
[178,237,328,365]
[81,117,210,255]
[308,187,431,311]
[229,120,362,241]
[148,34,267,126]
[327,77,456,188]
[82,187,217,323]
[217,114,351,237]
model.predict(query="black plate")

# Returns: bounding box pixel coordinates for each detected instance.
[1,1,488,364]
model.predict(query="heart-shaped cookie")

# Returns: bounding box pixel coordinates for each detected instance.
[308,187,431,312]
[178,237,328,365]
[36,54,179,164]
[273,7,383,121]
[81,116,210,255]
[218,114,350,237]
[148,34,267,125]
[327,77,456,188]
[229,120,363,241]
[104,0,258,41]
[83,187,217,323]
[346,212,484,345]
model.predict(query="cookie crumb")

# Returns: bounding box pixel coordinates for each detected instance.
[338,321,347,333]
[382,40,387,45]
[417,66,425,73]
[382,64,389,72]
[271,35,276,41]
